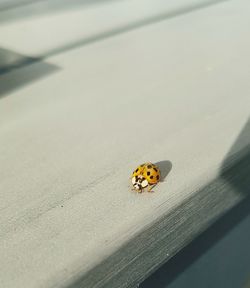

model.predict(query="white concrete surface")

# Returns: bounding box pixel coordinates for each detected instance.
[0,0,250,287]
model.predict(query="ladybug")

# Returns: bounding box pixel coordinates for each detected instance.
[131,162,161,192]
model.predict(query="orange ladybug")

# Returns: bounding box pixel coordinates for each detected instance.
[131,162,161,192]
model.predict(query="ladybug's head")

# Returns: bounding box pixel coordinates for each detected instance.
[132,175,148,192]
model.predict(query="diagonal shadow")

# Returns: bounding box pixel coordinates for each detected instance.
[141,118,250,288]
[0,47,41,74]
[0,0,112,22]
[1,0,230,63]
[45,0,231,58]
[0,0,231,99]
[0,0,45,12]
[0,48,60,98]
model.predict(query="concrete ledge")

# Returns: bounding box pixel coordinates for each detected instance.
[0,0,250,287]
[75,144,250,288]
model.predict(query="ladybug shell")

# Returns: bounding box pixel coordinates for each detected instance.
[142,163,160,184]
[132,163,146,178]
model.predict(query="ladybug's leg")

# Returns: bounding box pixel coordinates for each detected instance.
[131,183,139,192]
[138,183,143,193]
[147,184,156,192]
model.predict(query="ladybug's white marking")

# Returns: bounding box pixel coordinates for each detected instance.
[141,179,148,188]
[132,175,148,191]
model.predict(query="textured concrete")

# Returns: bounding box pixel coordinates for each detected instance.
[141,189,250,288]
[0,0,250,287]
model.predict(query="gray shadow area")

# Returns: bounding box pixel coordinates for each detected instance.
[0,47,39,73]
[141,118,250,288]
[0,48,60,98]
[0,0,116,23]
[0,0,45,11]
[154,160,172,181]
[220,118,250,197]
[67,119,250,288]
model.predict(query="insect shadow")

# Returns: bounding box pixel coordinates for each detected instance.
[154,160,172,182]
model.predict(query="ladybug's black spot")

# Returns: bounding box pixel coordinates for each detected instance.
[153,167,158,172]
[147,165,152,169]
[150,175,154,179]
[156,175,160,180]
[136,168,139,172]
[147,171,150,176]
